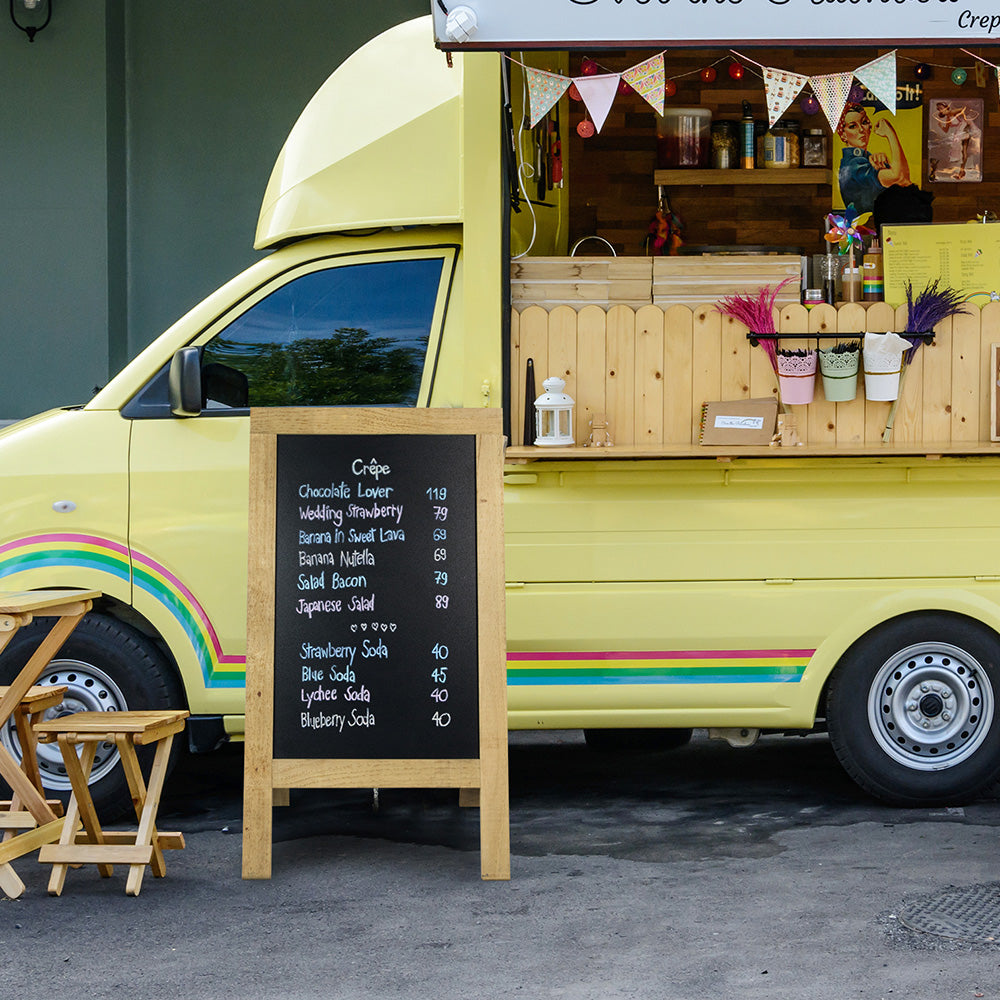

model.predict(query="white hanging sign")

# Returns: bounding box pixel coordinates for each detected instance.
[432,1,1000,47]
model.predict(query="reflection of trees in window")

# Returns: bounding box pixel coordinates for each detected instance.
[204,326,426,407]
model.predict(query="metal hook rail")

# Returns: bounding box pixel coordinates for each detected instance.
[746,332,935,347]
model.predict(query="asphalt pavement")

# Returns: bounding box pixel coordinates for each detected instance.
[4,730,1000,1000]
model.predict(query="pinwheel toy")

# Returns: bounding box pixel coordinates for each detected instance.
[825,205,875,256]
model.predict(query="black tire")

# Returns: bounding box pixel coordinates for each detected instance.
[827,613,1000,806]
[583,728,693,753]
[0,612,185,820]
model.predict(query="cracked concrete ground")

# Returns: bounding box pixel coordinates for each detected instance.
[4,731,1000,999]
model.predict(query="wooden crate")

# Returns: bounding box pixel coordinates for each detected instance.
[652,255,803,309]
[510,257,652,310]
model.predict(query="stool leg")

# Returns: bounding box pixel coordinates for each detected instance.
[114,734,165,880]
[0,862,25,898]
[47,741,99,896]
[48,738,112,896]
[124,733,174,896]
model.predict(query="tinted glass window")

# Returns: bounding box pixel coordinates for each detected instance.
[200,257,444,408]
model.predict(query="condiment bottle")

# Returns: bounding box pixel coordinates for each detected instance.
[862,240,884,301]
[842,262,862,303]
[740,101,755,169]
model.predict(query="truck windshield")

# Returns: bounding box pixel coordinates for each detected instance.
[201,256,444,408]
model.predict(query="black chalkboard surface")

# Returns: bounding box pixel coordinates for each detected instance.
[272,433,479,760]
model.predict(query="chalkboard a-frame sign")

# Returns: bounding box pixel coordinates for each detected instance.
[242,408,509,881]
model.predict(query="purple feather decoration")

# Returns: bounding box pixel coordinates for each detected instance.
[883,279,969,443]
[903,279,968,362]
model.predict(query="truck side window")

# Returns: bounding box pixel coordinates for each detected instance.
[201,257,443,408]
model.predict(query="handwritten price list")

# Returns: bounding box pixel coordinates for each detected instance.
[271,434,480,760]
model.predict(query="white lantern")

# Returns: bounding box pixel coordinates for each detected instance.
[534,377,575,446]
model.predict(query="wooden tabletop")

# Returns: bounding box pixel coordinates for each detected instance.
[0,590,101,615]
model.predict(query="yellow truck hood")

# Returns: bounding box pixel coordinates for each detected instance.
[255,16,464,249]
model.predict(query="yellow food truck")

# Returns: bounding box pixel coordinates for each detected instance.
[3,7,1000,814]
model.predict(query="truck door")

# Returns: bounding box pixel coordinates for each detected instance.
[125,246,457,713]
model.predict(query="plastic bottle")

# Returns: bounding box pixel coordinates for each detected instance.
[740,101,755,170]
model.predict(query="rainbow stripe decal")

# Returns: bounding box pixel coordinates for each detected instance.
[507,649,812,685]
[0,533,245,688]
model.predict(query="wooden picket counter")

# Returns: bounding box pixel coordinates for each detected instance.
[509,298,1000,456]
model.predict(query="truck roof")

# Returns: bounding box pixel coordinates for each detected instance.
[255,16,464,249]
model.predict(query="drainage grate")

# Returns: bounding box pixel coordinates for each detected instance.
[898,883,1000,944]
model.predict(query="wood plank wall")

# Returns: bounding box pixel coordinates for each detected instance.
[510,302,1000,448]
[565,47,1000,257]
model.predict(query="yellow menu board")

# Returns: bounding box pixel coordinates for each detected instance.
[883,222,1000,308]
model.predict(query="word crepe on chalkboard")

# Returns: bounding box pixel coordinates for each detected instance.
[242,407,509,882]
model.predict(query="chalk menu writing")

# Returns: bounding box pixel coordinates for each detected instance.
[271,434,479,760]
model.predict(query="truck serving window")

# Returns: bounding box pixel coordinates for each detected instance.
[200,257,443,408]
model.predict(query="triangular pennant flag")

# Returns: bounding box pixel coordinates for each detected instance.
[811,71,855,133]
[622,53,665,117]
[854,52,897,115]
[575,73,620,133]
[763,67,809,127]
[525,67,571,129]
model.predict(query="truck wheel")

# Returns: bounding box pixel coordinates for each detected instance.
[827,614,1000,805]
[0,613,185,820]
[584,728,693,753]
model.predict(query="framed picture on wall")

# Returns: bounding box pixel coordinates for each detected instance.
[928,98,983,183]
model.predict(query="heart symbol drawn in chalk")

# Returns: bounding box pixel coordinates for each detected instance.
[380,623,387,632]
[371,623,379,632]
[360,623,367,631]
[350,624,357,633]
[389,623,397,631]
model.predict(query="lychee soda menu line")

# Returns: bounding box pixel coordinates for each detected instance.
[272,433,480,760]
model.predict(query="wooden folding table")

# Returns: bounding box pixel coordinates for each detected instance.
[0,589,99,898]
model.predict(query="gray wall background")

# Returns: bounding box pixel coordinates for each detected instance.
[0,0,426,420]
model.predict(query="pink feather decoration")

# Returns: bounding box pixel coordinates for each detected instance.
[715,278,796,375]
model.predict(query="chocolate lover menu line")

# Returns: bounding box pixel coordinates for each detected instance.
[272,433,480,760]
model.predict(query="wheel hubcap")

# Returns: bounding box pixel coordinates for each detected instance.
[1,658,127,792]
[868,642,994,771]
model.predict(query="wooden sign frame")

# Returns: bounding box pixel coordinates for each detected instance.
[242,407,509,880]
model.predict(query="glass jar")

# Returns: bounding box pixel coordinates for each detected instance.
[710,120,738,169]
[656,107,712,168]
[802,128,828,167]
[764,119,799,169]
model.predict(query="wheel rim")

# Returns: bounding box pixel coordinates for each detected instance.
[867,641,995,771]
[1,657,128,792]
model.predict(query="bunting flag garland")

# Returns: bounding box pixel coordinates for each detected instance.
[575,73,621,133]
[622,53,666,117]
[526,67,571,128]
[763,67,809,126]
[961,49,1000,104]
[854,52,897,114]
[810,71,856,133]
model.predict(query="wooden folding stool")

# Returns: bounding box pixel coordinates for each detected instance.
[34,710,189,896]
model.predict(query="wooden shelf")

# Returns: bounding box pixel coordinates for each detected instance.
[506,442,1000,463]
[654,168,831,187]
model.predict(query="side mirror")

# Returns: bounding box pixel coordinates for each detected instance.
[168,347,203,417]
